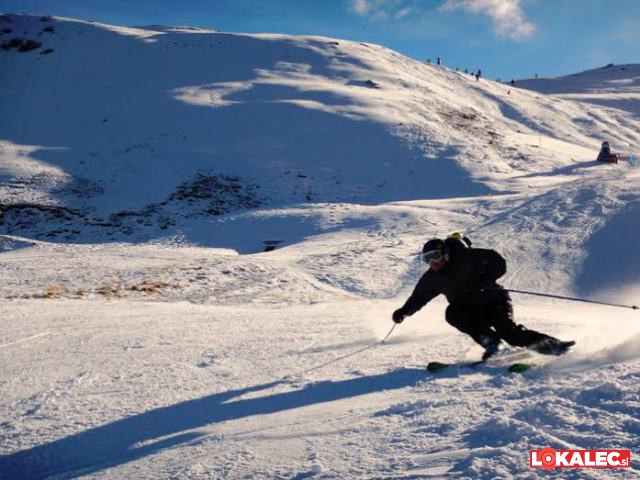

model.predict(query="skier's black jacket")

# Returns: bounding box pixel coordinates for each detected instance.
[399,247,506,316]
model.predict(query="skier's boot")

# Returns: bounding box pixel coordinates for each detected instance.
[533,339,575,356]
[480,337,501,361]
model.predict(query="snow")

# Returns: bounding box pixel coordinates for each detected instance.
[518,64,640,118]
[1,13,640,479]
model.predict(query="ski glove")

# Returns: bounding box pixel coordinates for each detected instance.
[392,308,407,324]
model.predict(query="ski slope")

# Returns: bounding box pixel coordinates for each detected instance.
[518,63,640,118]
[1,14,640,479]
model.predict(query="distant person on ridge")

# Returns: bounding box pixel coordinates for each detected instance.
[392,236,575,361]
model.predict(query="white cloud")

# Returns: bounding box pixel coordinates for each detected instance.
[349,0,415,22]
[348,0,535,41]
[440,0,536,41]
[394,6,415,19]
[351,0,374,15]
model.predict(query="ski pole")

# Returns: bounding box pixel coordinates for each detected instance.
[291,324,398,377]
[505,288,638,310]
[380,323,397,344]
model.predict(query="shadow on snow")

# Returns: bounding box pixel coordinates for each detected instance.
[574,201,640,295]
[0,368,425,479]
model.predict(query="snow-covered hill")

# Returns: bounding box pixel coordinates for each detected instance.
[2,15,639,245]
[1,13,639,479]
[518,63,640,117]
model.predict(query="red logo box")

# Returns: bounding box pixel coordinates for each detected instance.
[531,449,631,469]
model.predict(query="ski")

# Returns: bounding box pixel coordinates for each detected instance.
[427,360,532,374]
[508,363,532,373]
[424,342,575,374]
[427,361,482,372]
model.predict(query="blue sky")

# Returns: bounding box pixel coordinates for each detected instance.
[1,0,638,80]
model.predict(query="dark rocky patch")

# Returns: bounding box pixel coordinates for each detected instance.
[1,38,42,52]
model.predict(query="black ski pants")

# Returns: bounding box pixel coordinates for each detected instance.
[445,289,556,348]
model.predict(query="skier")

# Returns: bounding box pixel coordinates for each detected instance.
[392,237,575,361]
[596,141,613,162]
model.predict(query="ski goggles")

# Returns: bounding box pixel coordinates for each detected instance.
[423,249,443,263]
